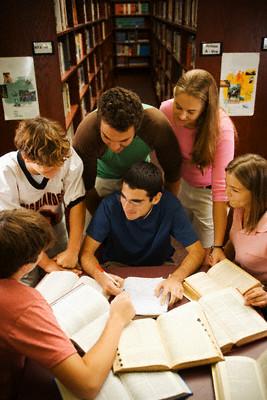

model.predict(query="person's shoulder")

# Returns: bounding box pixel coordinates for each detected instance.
[0,151,18,167]
[218,108,235,128]
[98,192,119,212]
[159,98,173,112]
[256,211,267,233]
[161,190,183,209]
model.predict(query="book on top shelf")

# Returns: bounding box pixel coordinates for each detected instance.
[212,349,267,400]
[183,258,261,301]
[57,370,193,400]
[113,301,223,374]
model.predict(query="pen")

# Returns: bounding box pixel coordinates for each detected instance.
[96,264,120,288]
[103,271,120,288]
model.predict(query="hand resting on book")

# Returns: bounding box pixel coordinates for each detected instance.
[244,286,267,308]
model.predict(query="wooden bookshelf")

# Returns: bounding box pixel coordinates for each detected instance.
[112,1,151,69]
[151,0,198,104]
[54,0,113,136]
[0,0,114,155]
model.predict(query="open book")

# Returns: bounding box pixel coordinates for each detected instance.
[56,370,192,400]
[183,259,261,300]
[37,271,167,316]
[212,349,267,400]
[113,300,223,374]
[36,270,105,303]
[197,287,267,353]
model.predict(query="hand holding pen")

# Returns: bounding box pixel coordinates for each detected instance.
[96,264,124,296]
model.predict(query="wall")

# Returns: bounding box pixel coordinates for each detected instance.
[0,0,64,156]
[195,0,267,158]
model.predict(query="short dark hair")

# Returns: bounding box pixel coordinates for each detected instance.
[0,209,55,279]
[97,87,144,132]
[226,153,267,232]
[123,161,163,199]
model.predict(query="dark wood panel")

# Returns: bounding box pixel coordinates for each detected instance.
[195,0,267,158]
[0,0,64,156]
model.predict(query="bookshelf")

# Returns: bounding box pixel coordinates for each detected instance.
[151,0,198,104]
[112,1,151,69]
[54,0,113,137]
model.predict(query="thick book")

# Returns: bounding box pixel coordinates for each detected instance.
[56,370,193,400]
[37,271,167,316]
[212,349,267,400]
[113,301,223,374]
[197,287,267,353]
[36,270,105,304]
[183,259,261,301]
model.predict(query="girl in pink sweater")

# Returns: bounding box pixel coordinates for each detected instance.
[160,69,235,263]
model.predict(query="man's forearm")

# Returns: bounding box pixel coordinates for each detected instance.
[171,242,205,281]
[68,202,86,254]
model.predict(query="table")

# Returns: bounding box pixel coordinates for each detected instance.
[17,264,267,400]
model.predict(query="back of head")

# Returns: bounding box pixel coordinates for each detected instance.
[226,153,267,229]
[97,87,144,132]
[123,161,163,199]
[14,117,71,166]
[0,209,54,279]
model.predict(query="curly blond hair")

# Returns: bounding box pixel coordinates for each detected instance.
[14,117,71,166]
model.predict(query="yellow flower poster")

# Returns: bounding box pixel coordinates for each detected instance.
[219,53,259,116]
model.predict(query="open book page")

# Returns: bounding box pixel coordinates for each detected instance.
[56,370,192,400]
[207,259,261,294]
[123,277,167,316]
[36,271,79,303]
[212,356,266,400]
[70,312,109,352]
[114,318,171,372]
[183,272,222,299]
[52,284,110,336]
[199,287,267,350]
[157,301,223,369]
[36,271,105,303]
[56,371,130,400]
[119,371,192,400]
[257,349,267,398]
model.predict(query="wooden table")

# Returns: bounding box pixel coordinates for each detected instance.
[17,264,267,400]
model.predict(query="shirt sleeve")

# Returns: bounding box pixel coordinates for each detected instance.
[7,299,76,369]
[139,107,182,182]
[212,111,235,201]
[73,111,101,191]
[171,202,199,247]
[86,197,112,243]
[63,148,86,208]
[0,163,22,211]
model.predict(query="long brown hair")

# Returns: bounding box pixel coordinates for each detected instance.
[174,69,220,169]
[226,154,267,232]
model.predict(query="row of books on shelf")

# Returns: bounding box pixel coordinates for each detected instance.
[57,23,108,75]
[54,0,110,33]
[115,16,147,29]
[116,56,149,67]
[115,30,149,42]
[152,0,198,29]
[36,258,267,399]
[116,43,150,56]
[114,2,149,16]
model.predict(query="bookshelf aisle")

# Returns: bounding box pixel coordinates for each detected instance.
[151,0,198,104]
[112,1,151,69]
[54,0,113,138]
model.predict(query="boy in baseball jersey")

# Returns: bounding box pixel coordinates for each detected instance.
[0,117,86,285]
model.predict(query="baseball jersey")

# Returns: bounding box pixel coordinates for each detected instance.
[0,148,85,223]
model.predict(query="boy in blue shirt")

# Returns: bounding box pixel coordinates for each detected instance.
[81,161,205,305]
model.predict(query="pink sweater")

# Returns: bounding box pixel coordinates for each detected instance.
[160,99,235,201]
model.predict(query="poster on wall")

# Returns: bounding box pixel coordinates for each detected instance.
[219,53,260,116]
[0,57,40,120]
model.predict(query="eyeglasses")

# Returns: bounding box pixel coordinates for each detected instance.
[118,192,146,207]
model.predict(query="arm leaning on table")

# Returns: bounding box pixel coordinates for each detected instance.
[80,235,124,296]
[155,240,205,306]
